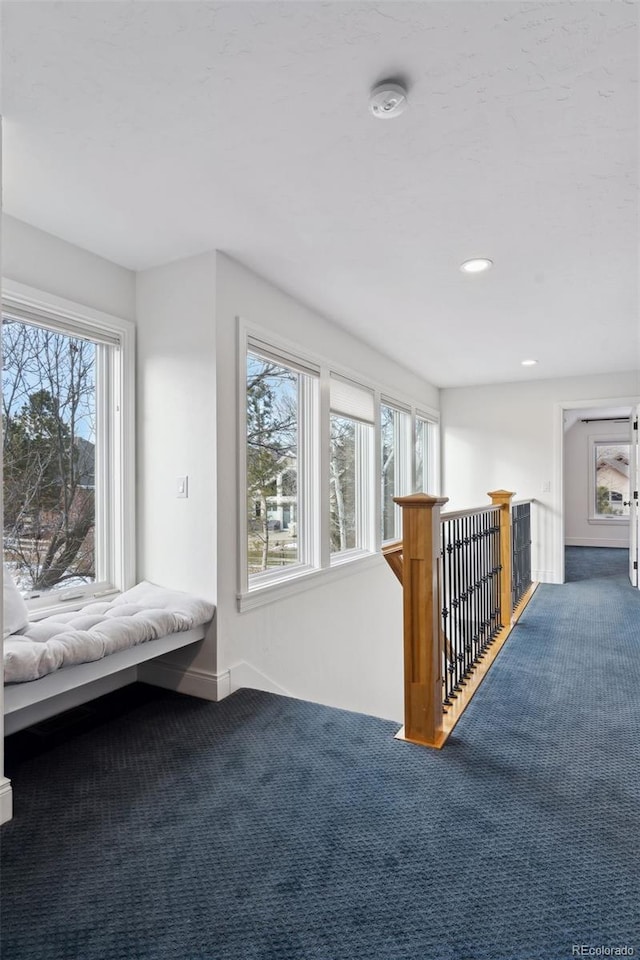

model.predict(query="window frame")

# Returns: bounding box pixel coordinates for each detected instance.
[380,399,413,544]
[237,319,440,611]
[329,375,376,563]
[415,411,440,495]
[243,342,320,590]
[1,279,136,614]
[589,435,631,524]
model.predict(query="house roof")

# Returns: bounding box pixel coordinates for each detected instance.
[1,1,638,388]
[596,455,630,480]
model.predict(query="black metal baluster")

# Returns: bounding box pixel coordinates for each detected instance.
[477,513,484,655]
[479,511,486,653]
[524,504,531,593]
[484,511,490,642]
[461,514,467,679]
[493,515,501,635]
[447,518,455,700]
[442,519,452,706]
[473,513,481,661]
[452,517,459,689]
[512,505,518,609]
[458,517,467,686]
[454,518,464,690]
[451,518,458,691]
[470,514,476,663]
[463,515,471,677]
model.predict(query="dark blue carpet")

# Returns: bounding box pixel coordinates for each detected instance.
[565,545,629,582]
[2,573,639,960]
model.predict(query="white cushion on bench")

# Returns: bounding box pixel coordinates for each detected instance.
[4,581,215,684]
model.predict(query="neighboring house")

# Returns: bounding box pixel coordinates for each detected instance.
[255,466,297,533]
[596,453,630,514]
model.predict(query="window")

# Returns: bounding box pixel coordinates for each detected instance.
[415,415,436,493]
[239,324,440,607]
[246,345,318,585]
[380,402,411,541]
[2,283,135,607]
[593,441,630,519]
[329,376,374,558]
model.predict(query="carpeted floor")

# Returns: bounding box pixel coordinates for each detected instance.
[565,545,629,582]
[2,570,639,960]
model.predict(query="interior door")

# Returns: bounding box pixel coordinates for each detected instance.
[629,407,639,587]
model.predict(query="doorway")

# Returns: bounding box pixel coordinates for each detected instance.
[560,402,635,584]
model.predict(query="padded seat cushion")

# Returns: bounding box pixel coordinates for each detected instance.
[4,581,215,684]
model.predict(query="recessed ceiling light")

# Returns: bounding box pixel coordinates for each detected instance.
[521,359,538,367]
[460,258,493,274]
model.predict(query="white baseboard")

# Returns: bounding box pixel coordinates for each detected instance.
[532,569,558,584]
[0,777,13,825]
[228,661,292,698]
[138,660,230,702]
[565,538,628,549]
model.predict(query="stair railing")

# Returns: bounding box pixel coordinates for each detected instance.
[384,490,536,749]
[512,499,533,611]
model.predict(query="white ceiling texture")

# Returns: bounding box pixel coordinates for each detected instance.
[1,1,638,388]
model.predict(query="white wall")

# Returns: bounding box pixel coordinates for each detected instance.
[135,253,218,683]
[215,253,439,722]
[564,417,630,548]
[441,372,639,582]
[2,215,135,321]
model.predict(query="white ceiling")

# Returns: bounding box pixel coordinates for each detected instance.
[1,1,638,388]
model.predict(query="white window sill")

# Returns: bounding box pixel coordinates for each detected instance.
[237,551,382,612]
[588,516,630,525]
[26,588,120,621]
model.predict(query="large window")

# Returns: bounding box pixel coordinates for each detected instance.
[240,327,439,607]
[246,345,318,584]
[592,441,631,519]
[2,284,135,607]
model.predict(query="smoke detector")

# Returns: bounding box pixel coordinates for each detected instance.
[369,82,409,120]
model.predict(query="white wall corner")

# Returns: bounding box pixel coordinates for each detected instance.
[228,661,292,699]
[137,660,230,702]
[0,778,13,825]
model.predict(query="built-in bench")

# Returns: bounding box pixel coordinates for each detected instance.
[3,580,214,735]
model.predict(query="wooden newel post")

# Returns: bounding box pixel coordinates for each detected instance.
[488,490,515,629]
[394,493,449,748]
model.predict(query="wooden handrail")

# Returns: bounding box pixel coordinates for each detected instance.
[382,540,403,554]
[382,541,403,584]
[385,488,537,750]
[440,504,500,522]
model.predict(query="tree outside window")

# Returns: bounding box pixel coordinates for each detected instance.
[2,319,96,594]
[246,353,300,574]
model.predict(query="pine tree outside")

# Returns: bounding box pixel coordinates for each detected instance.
[2,318,97,595]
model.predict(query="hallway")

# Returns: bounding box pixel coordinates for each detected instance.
[565,545,630,582]
[2,562,639,959]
